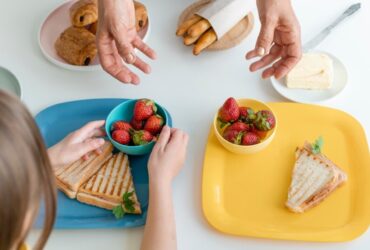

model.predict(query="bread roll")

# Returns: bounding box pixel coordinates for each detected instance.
[70,0,98,27]
[55,27,97,66]
[134,1,148,32]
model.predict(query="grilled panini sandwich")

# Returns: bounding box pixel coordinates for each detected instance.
[77,152,141,214]
[286,142,347,213]
[54,141,113,198]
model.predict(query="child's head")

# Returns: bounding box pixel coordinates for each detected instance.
[0,91,56,250]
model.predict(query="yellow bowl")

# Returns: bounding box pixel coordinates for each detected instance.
[213,98,277,154]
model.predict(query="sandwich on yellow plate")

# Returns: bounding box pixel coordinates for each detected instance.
[286,137,347,213]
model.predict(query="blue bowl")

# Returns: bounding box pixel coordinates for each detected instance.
[105,99,169,155]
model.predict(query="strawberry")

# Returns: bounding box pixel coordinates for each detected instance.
[132,130,154,145]
[218,97,240,123]
[223,129,243,145]
[239,107,256,123]
[112,121,132,132]
[253,110,276,131]
[241,132,260,145]
[133,99,157,121]
[144,115,164,135]
[250,125,267,139]
[130,118,144,130]
[224,122,250,134]
[112,130,131,145]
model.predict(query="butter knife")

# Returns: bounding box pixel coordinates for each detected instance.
[303,3,361,52]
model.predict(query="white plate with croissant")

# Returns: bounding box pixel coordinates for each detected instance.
[38,0,150,71]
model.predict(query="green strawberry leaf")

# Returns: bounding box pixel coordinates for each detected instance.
[217,118,230,129]
[112,204,125,219]
[312,136,324,154]
[235,132,244,145]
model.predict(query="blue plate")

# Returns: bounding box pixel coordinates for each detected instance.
[34,99,172,229]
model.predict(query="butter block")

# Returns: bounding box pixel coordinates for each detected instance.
[286,53,333,90]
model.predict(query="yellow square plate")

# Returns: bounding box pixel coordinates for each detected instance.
[202,103,370,242]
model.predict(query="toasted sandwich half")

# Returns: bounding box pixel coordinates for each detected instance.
[286,143,347,213]
[77,152,141,214]
[54,141,113,199]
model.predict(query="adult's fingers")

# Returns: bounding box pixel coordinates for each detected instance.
[112,49,140,84]
[133,37,157,60]
[274,56,299,79]
[98,40,134,83]
[249,44,282,72]
[132,56,151,74]
[255,19,276,56]
[113,32,137,64]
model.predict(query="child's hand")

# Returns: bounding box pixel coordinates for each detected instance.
[148,126,189,187]
[48,121,106,167]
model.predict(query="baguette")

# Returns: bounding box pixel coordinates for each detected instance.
[193,29,217,55]
[176,15,202,36]
[187,19,211,38]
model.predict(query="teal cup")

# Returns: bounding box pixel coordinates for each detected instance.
[105,99,169,155]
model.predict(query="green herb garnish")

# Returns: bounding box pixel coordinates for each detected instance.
[312,136,324,154]
[112,204,125,219]
[112,191,135,219]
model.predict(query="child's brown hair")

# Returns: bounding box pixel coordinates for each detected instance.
[0,91,57,250]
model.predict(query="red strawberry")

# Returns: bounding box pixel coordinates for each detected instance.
[223,129,243,145]
[132,130,154,145]
[112,130,131,145]
[130,118,144,130]
[250,125,267,139]
[133,99,157,121]
[241,132,260,145]
[218,97,240,123]
[239,107,256,123]
[224,122,250,134]
[112,121,132,131]
[254,110,276,131]
[144,115,164,135]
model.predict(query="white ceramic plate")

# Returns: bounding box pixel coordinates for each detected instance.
[0,66,22,98]
[38,0,150,71]
[270,52,348,104]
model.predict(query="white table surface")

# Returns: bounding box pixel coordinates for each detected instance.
[1,0,369,249]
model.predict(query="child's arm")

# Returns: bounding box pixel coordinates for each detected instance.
[141,126,189,250]
[48,120,106,167]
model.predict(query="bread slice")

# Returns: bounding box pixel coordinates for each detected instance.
[77,152,141,214]
[286,142,347,213]
[54,141,113,198]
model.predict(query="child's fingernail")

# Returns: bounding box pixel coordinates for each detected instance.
[96,138,105,145]
[257,47,265,56]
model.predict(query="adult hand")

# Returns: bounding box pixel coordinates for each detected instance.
[148,126,189,187]
[48,120,106,167]
[97,0,157,84]
[246,0,301,79]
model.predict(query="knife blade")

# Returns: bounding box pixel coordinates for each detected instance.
[303,3,361,52]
